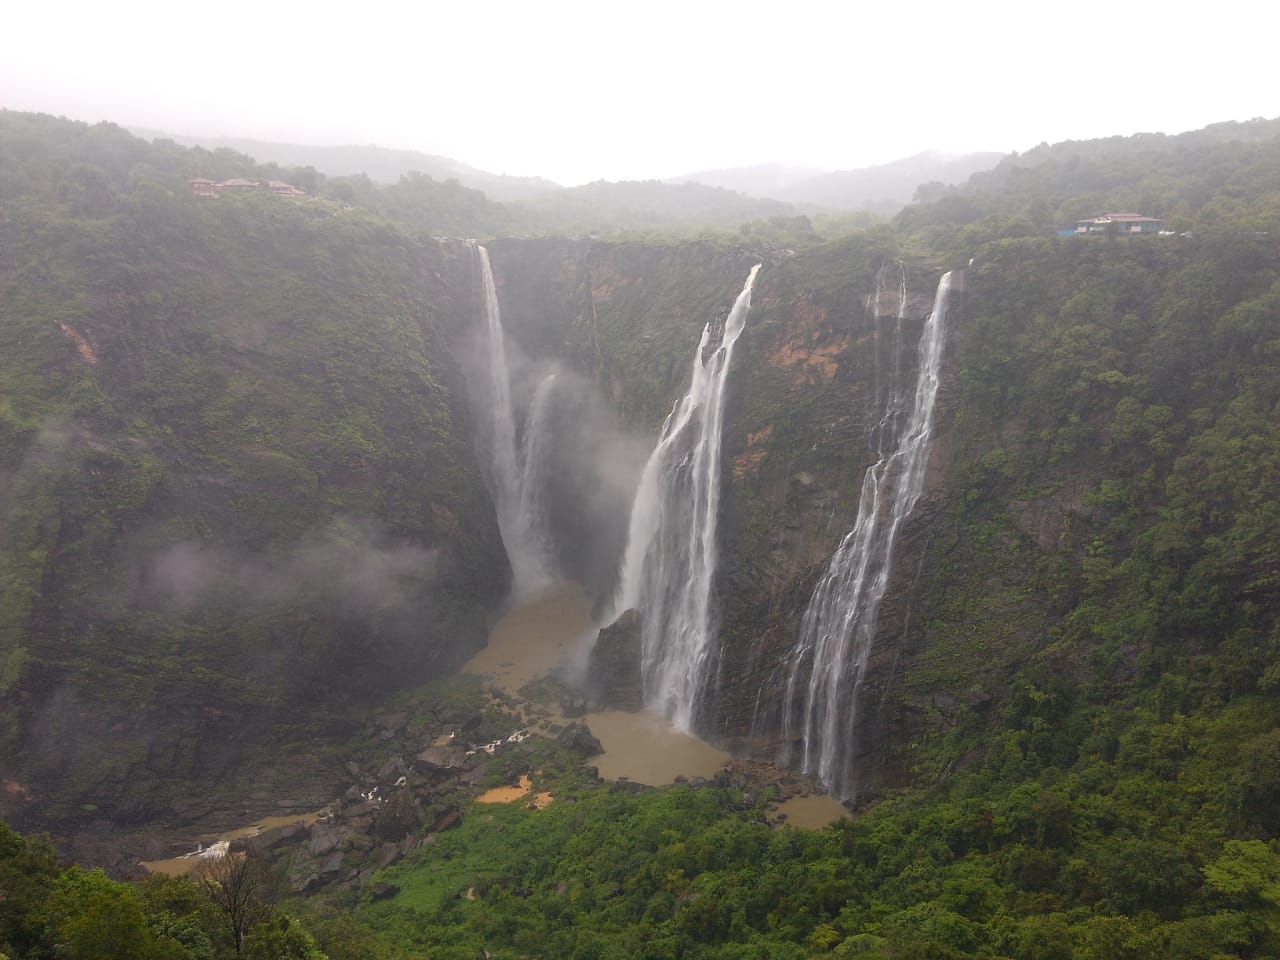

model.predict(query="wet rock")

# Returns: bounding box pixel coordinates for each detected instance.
[341,800,381,820]
[344,832,377,854]
[416,745,469,773]
[373,788,421,842]
[428,807,462,833]
[244,822,303,853]
[375,842,402,869]
[319,850,345,879]
[556,722,603,757]
[308,820,345,856]
[586,609,644,711]
[377,757,408,782]
[460,763,492,785]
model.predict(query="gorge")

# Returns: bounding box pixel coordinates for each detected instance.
[3,111,1280,959]
[452,239,959,795]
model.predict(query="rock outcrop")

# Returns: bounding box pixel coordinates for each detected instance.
[585,609,644,711]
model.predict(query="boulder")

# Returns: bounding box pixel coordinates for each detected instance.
[556,722,604,757]
[586,609,644,711]
[416,745,469,773]
[373,788,422,842]
[308,820,345,856]
[428,807,462,833]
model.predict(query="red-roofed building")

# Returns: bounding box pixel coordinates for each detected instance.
[267,180,307,197]
[187,178,220,198]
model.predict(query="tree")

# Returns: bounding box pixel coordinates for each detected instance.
[0,822,60,957]
[246,916,327,960]
[193,850,279,955]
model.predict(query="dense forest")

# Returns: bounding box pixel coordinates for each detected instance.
[2,109,1279,959]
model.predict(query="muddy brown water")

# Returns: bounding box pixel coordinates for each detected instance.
[140,811,325,876]
[772,793,850,829]
[473,583,851,827]
[465,582,730,785]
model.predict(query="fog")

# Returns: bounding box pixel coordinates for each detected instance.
[4,0,1276,185]
[458,296,653,607]
[140,519,438,624]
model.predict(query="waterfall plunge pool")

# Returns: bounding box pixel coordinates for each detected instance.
[465,582,730,786]
[468,583,848,829]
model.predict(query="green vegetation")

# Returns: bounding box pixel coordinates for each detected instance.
[328,695,1280,959]
[0,110,504,828]
[0,819,349,959]
[3,106,1280,959]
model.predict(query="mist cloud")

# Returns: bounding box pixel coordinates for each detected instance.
[142,517,439,622]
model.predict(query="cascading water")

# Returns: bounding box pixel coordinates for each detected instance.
[868,263,910,456]
[517,372,559,574]
[782,270,954,799]
[608,264,762,731]
[471,242,555,598]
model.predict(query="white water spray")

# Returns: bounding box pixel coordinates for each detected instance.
[517,372,559,573]
[471,243,555,598]
[607,264,762,731]
[868,263,910,455]
[782,270,954,799]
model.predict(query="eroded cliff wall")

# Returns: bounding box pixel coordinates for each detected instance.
[483,236,961,794]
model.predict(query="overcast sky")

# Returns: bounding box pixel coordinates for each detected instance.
[5,0,1276,186]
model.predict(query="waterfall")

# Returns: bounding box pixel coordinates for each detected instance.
[471,242,555,598]
[608,264,762,731]
[517,372,559,575]
[782,270,954,799]
[868,263,910,456]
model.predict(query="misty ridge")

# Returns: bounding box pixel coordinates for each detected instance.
[1,420,439,630]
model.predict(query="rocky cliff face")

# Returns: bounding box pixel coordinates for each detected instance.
[483,236,964,795]
[711,250,959,796]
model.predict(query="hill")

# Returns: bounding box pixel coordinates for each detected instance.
[0,111,507,859]
[670,151,1006,211]
[129,128,563,202]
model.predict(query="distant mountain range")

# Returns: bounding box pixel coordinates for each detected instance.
[668,151,1007,212]
[129,128,1004,216]
[128,128,563,203]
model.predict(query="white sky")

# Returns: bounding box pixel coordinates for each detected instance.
[4,0,1277,186]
